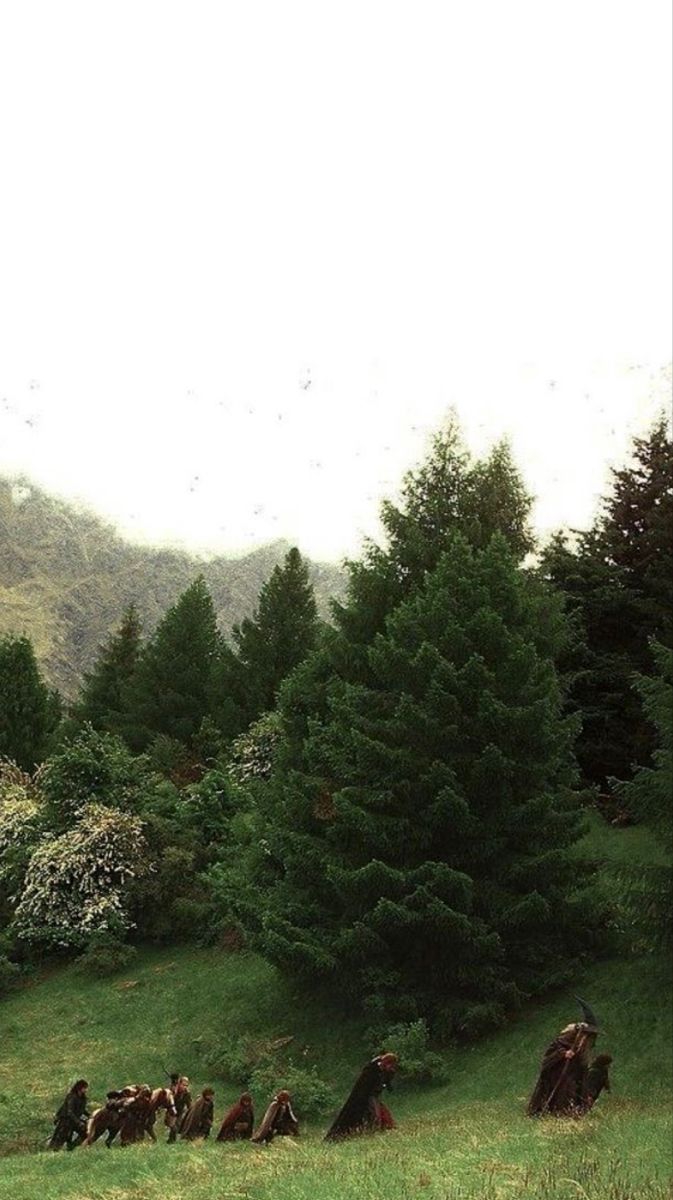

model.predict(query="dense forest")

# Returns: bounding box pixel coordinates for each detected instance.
[0,416,671,1047]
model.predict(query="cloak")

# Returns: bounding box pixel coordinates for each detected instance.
[527,1031,590,1116]
[216,1096,254,1141]
[585,1057,612,1107]
[324,1057,395,1141]
[251,1096,299,1143]
[180,1094,214,1140]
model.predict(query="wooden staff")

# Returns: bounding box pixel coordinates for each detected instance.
[541,1025,588,1115]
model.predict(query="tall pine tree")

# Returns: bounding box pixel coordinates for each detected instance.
[72,604,142,736]
[224,547,319,732]
[614,642,673,949]
[0,634,58,770]
[125,577,221,751]
[253,536,592,1036]
[280,419,535,765]
[540,418,673,787]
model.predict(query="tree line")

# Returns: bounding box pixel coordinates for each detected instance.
[0,417,670,1037]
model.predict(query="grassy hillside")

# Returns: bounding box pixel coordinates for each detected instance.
[0,475,345,699]
[0,946,670,1199]
[0,814,671,1199]
[1,803,670,1199]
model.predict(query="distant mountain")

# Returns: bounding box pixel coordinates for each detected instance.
[0,476,346,700]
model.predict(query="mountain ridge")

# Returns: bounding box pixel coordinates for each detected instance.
[0,475,345,699]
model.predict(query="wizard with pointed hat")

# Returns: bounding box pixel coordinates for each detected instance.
[527,997,600,1116]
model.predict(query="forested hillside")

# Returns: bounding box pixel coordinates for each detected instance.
[0,478,344,699]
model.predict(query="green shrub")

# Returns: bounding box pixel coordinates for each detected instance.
[74,931,138,977]
[204,1035,258,1085]
[371,1018,449,1085]
[203,1033,336,1115]
[0,954,21,995]
[248,1061,336,1116]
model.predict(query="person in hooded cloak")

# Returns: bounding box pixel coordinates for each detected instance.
[527,998,599,1116]
[48,1079,90,1150]
[118,1085,153,1145]
[216,1092,254,1141]
[251,1090,299,1143]
[584,1053,613,1110]
[324,1052,398,1141]
[180,1087,215,1140]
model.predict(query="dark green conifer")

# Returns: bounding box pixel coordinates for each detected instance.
[256,536,592,1034]
[228,547,319,729]
[125,577,221,750]
[73,604,142,736]
[540,418,673,786]
[0,634,55,770]
[614,642,673,948]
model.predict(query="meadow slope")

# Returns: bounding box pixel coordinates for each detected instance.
[0,821,671,1199]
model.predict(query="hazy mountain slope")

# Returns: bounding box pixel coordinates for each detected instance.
[0,477,345,699]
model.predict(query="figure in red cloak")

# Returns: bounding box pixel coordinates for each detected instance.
[251,1090,299,1143]
[216,1092,254,1141]
[324,1052,398,1141]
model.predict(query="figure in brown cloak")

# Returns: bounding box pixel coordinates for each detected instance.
[167,1075,192,1143]
[251,1090,299,1143]
[119,1085,153,1145]
[216,1092,254,1141]
[324,1052,398,1141]
[48,1079,90,1150]
[584,1053,612,1110]
[180,1087,215,1140]
[527,997,599,1117]
[84,1086,139,1148]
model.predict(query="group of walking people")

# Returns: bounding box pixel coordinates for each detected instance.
[49,1076,300,1151]
[48,998,612,1154]
[48,1052,399,1152]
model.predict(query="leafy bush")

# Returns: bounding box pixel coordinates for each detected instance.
[226,713,281,785]
[371,1018,448,1085]
[74,931,137,976]
[13,803,150,948]
[248,1061,336,1116]
[204,1035,259,1085]
[0,764,45,901]
[203,1034,336,1115]
[0,954,20,996]
[41,724,148,828]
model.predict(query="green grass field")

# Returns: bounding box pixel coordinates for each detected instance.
[0,816,671,1199]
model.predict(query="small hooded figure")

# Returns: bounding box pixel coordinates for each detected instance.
[251,1090,299,1143]
[48,1079,89,1151]
[584,1053,612,1109]
[180,1087,215,1140]
[216,1092,254,1141]
[527,998,599,1117]
[119,1085,153,1146]
[324,1053,398,1141]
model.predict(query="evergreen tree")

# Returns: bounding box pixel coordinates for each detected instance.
[599,417,673,644]
[227,547,319,729]
[253,535,593,1035]
[340,422,534,650]
[540,418,673,787]
[280,420,535,766]
[72,604,142,735]
[0,634,55,770]
[614,642,673,949]
[125,577,221,751]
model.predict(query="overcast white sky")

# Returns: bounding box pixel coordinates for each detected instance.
[0,2,670,562]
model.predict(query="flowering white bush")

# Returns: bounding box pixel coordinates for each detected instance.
[227,712,281,784]
[14,803,150,947]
